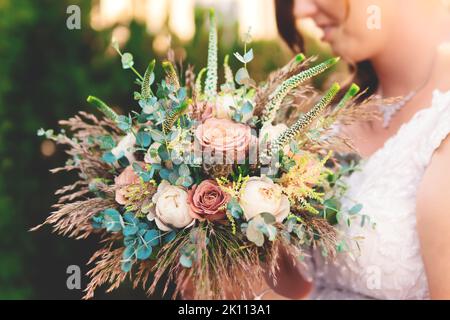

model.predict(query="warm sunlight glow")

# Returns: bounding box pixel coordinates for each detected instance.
[40,140,56,157]
[169,0,195,42]
[237,0,277,40]
[145,0,169,34]
[91,0,278,41]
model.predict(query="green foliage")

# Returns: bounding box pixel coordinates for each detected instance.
[121,53,135,70]
[274,82,341,149]
[204,9,218,99]
[162,98,190,134]
[179,227,209,268]
[86,96,119,122]
[162,61,180,91]
[222,55,235,92]
[93,210,167,272]
[243,214,277,247]
[336,83,361,110]
[141,59,156,99]
[262,57,340,124]
[0,1,292,299]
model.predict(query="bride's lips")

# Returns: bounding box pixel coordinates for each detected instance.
[319,24,337,42]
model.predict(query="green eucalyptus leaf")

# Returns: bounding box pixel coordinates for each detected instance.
[122,245,135,261]
[102,151,116,164]
[121,260,133,273]
[243,49,254,63]
[180,254,193,268]
[233,52,246,64]
[180,176,193,188]
[117,115,132,131]
[241,101,253,114]
[103,209,122,232]
[260,212,276,225]
[178,164,190,177]
[136,131,151,148]
[151,130,166,143]
[121,52,134,69]
[164,231,177,243]
[136,244,152,260]
[159,149,170,162]
[144,229,160,247]
[159,169,170,180]
[261,224,277,241]
[123,212,139,236]
[235,67,250,85]
[99,135,115,150]
[246,221,265,247]
[124,236,136,247]
[349,203,363,215]
[169,171,179,185]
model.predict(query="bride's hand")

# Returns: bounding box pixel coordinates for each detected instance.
[258,249,314,300]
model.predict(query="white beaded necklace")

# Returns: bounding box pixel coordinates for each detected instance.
[378,91,417,128]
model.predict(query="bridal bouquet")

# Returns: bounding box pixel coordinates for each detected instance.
[35,10,372,299]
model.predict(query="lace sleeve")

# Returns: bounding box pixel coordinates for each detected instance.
[416,90,450,168]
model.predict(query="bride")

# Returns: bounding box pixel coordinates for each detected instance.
[260,0,450,300]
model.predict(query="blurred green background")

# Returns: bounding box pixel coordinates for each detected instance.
[0,0,298,299]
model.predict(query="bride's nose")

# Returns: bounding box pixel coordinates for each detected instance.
[294,0,319,19]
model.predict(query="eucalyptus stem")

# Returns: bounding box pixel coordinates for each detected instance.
[130,66,144,82]
[114,46,144,81]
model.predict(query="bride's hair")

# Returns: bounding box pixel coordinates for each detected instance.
[274,0,378,97]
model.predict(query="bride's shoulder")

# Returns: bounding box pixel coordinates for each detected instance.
[431,42,450,92]
[416,122,450,224]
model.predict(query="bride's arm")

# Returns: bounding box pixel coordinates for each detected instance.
[257,250,314,300]
[416,135,450,299]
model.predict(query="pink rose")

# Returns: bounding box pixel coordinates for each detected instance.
[195,118,253,162]
[114,165,141,205]
[187,180,230,221]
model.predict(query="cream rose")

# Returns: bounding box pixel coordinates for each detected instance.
[147,181,194,231]
[239,176,290,223]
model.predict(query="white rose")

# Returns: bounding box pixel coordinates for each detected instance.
[111,132,136,163]
[147,181,194,231]
[215,95,254,122]
[259,123,290,154]
[144,142,162,164]
[214,95,235,119]
[260,123,288,143]
[239,176,290,223]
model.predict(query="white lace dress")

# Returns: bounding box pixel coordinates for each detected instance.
[310,90,450,300]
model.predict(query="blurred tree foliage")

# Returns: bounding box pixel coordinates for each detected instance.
[0,0,290,299]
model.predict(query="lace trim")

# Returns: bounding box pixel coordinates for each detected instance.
[312,90,450,300]
[417,90,450,168]
[369,90,450,165]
